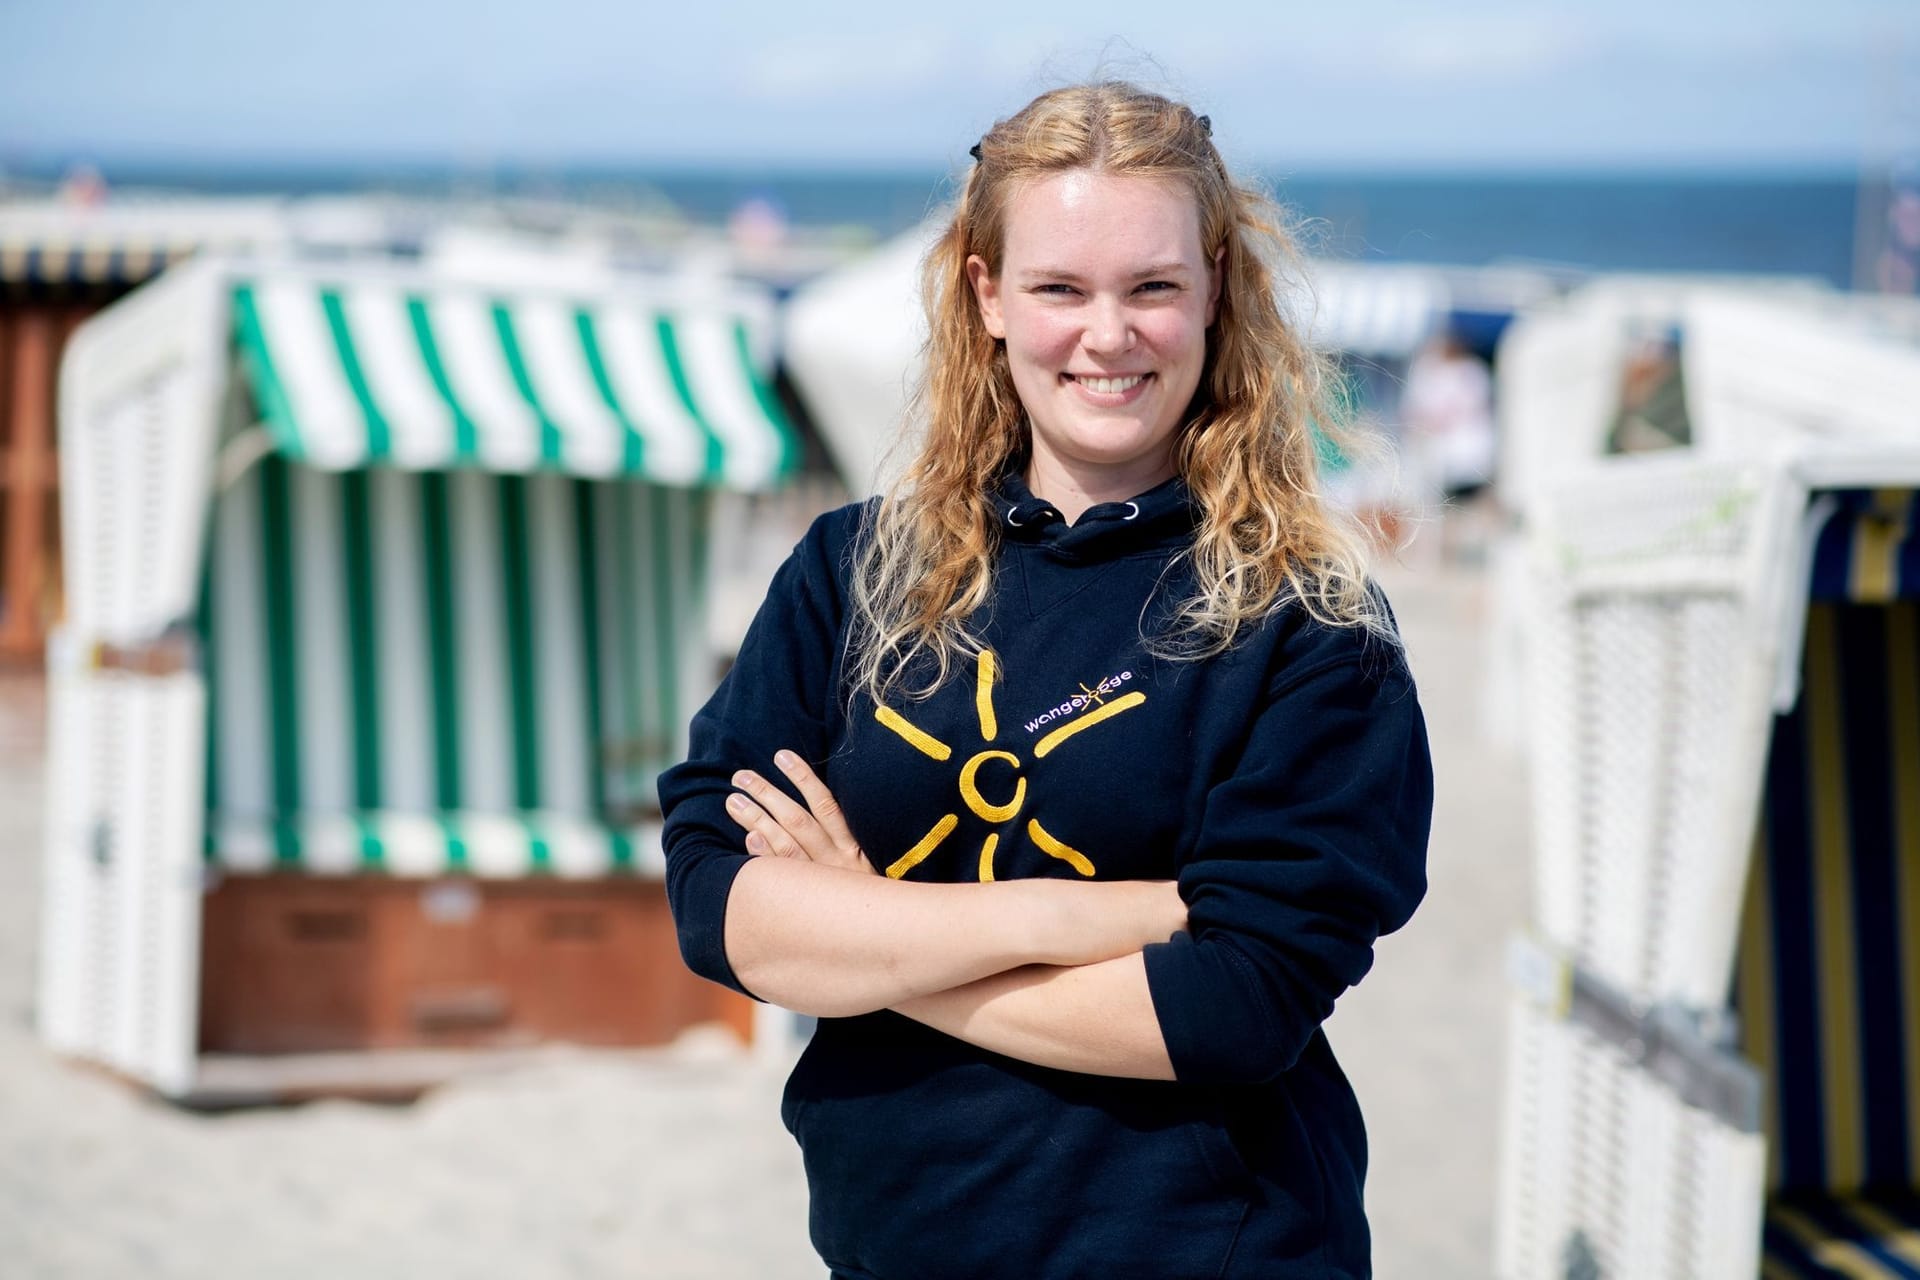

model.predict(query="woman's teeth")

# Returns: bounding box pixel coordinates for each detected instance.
[1072,375,1145,394]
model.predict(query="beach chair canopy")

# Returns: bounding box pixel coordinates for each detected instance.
[1685,292,1920,457]
[1298,261,1451,358]
[57,258,797,642]
[230,268,795,488]
[0,200,291,295]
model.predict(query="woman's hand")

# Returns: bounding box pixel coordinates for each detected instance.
[726,750,878,876]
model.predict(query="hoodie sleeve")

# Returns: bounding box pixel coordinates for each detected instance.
[657,505,858,999]
[1140,622,1434,1085]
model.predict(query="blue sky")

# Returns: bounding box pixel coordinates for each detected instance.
[4,0,1916,171]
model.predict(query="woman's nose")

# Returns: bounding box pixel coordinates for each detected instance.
[1082,296,1135,354]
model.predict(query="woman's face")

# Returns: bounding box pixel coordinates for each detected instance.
[968,169,1221,497]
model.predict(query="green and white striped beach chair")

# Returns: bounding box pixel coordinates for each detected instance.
[37,256,796,1095]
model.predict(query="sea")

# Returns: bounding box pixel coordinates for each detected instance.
[41,161,1870,288]
[642,168,1867,287]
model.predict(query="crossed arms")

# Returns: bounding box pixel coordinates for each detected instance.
[718,750,1187,1080]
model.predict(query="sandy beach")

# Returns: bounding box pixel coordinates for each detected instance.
[0,557,1528,1279]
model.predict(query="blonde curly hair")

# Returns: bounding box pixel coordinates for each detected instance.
[849,80,1388,706]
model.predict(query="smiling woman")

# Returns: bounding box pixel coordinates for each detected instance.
[659,80,1433,1280]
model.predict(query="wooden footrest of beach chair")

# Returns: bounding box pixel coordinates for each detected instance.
[197,870,755,1056]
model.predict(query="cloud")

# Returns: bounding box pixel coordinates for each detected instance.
[736,31,974,102]
[1375,14,1592,81]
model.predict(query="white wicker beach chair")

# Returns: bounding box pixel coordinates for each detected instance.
[1495,291,1920,1279]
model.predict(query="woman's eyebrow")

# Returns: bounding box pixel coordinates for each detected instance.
[1017,262,1194,282]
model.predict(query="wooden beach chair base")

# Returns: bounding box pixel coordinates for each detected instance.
[197,874,753,1057]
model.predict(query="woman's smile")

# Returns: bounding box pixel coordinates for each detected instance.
[1062,371,1154,404]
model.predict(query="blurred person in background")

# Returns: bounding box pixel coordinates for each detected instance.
[1604,332,1691,454]
[1874,166,1920,295]
[660,81,1432,1280]
[1398,330,1496,563]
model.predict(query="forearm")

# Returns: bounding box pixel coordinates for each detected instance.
[891,952,1177,1081]
[723,857,1180,1018]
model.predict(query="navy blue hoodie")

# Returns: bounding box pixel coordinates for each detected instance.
[660,471,1433,1279]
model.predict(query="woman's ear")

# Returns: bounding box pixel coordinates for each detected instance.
[966,254,1007,340]
[1205,246,1226,327]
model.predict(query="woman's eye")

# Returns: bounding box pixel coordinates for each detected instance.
[1032,283,1176,296]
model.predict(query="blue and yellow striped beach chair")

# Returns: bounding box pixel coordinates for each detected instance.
[1736,490,1920,1278]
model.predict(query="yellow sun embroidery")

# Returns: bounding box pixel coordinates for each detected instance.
[875,651,1146,881]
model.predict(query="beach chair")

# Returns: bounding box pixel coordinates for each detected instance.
[35,254,796,1100]
[1494,291,1920,1277]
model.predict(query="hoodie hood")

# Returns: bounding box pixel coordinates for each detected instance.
[993,468,1201,561]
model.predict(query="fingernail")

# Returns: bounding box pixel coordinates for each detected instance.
[731,770,752,788]
[775,750,797,769]
[726,795,748,812]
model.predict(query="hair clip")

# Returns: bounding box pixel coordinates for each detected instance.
[1196,114,1212,136]
[969,142,983,161]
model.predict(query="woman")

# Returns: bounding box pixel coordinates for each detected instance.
[660,81,1432,1280]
